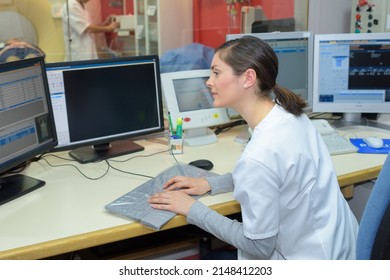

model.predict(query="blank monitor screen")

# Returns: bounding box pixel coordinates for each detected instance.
[312,32,390,122]
[226,31,313,110]
[46,56,164,163]
[0,57,57,205]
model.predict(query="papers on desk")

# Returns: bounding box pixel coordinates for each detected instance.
[105,164,218,230]
[350,138,390,154]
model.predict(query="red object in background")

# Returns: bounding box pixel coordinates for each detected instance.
[99,0,294,50]
[100,0,134,51]
[193,0,293,49]
[359,0,368,7]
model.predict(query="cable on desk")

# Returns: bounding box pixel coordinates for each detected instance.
[308,112,342,120]
[39,154,110,180]
[105,160,154,179]
[213,119,247,135]
[106,148,172,179]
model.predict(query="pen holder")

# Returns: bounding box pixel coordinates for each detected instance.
[169,135,183,154]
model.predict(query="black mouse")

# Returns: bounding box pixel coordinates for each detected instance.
[189,159,214,171]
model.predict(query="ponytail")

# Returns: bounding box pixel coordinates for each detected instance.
[273,84,307,116]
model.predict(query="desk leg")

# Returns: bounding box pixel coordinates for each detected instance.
[341,184,354,199]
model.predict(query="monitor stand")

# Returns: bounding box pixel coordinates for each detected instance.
[0,174,45,206]
[342,112,363,123]
[69,139,145,164]
[183,128,217,147]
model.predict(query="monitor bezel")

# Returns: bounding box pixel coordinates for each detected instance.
[46,55,165,152]
[226,31,314,110]
[161,69,231,131]
[0,56,58,175]
[312,32,390,114]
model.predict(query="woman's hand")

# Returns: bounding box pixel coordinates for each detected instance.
[163,176,211,195]
[148,191,196,216]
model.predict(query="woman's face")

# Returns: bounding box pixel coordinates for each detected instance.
[206,53,244,109]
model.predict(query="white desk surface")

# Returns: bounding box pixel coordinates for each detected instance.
[0,124,389,259]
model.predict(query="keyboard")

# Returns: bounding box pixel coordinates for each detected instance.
[321,133,358,155]
[311,119,358,155]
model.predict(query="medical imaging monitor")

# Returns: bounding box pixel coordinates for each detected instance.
[226,31,313,110]
[0,57,57,205]
[312,32,390,122]
[46,56,164,163]
[161,69,231,146]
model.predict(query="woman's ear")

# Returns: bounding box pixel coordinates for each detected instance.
[243,68,256,88]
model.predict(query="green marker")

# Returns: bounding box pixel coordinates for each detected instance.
[168,111,174,135]
[176,117,183,138]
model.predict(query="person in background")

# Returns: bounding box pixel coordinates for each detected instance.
[148,36,359,260]
[62,0,118,61]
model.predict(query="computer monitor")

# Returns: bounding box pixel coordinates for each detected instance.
[161,69,231,146]
[0,57,58,205]
[226,31,313,110]
[46,55,164,163]
[251,18,295,33]
[312,32,390,122]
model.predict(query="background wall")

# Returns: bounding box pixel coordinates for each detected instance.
[0,0,64,62]
[308,0,352,34]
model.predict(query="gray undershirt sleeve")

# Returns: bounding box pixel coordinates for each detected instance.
[187,201,276,259]
[206,173,234,195]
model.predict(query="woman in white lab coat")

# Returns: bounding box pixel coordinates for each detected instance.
[62,0,118,61]
[148,36,359,259]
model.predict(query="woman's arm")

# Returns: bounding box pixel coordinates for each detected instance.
[188,201,276,259]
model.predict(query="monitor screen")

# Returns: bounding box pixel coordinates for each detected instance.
[161,69,231,146]
[0,57,58,205]
[46,56,164,163]
[312,32,390,122]
[226,31,313,110]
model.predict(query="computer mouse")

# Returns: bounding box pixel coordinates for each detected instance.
[189,159,214,171]
[363,137,384,149]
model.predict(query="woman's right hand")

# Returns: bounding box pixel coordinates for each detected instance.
[163,176,211,196]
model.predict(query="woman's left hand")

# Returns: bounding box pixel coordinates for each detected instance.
[148,191,196,216]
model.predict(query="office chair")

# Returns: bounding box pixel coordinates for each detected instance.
[356,152,390,259]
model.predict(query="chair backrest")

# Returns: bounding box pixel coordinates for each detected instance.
[356,152,390,259]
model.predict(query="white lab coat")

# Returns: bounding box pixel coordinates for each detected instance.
[62,0,98,61]
[233,105,358,259]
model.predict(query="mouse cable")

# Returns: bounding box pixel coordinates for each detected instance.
[106,148,171,179]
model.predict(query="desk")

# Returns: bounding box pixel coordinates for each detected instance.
[0,125,389,260]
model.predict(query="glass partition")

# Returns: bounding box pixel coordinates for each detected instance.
[0,0,309,63]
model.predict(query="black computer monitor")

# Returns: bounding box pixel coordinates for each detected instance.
[251,18,295,33]
[46,56,164,163]
[0,57,58,205]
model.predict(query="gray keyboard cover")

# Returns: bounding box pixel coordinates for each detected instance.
[105,164,217,230]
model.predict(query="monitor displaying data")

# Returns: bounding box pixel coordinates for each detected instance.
[312,32,390,121]
[0,57,57,205]
[46,56,164,163]
[226,31,313,110]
